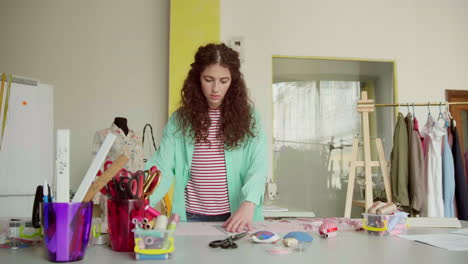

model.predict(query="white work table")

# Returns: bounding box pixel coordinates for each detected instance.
[2,222,468,264]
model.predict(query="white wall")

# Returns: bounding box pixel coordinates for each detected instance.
[221,0,468,215]
[221,0,468,151]
[0,0,169,194]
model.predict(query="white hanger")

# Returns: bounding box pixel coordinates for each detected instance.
[445,102,456,127]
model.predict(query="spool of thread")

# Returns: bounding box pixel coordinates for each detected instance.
[144,220,155,230]
[167,213,180,230]
[145,205,162,218]
[142,218,149,224]
[144,236,156,245]
[132,218,139,224]
[367,201,385,214]
[376,202,397,215]
[135,222,143,229]
[154,215,168,230]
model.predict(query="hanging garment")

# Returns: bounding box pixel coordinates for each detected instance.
[451,124,468,220]
[422,116,445,217]
[390,113,410,206]
[414,117,426,157]
[447,126,453,148]
[464,151,468,184]
[405,113,426,216]
[442,122,455,218]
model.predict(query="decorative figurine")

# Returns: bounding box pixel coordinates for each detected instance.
[319,220,338,238]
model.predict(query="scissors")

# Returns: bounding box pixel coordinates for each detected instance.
[113,171,144,199]
[209,232,248,249]
[97,161,129,196]
[142,169,161,199]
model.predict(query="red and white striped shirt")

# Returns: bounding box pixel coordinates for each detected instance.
[185,109,230,215]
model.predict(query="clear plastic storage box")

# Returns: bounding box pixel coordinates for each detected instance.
[0,218,42,249]
[133,228,175,260]
[362,212,409,236]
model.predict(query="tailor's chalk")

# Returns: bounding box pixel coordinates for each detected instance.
[267,247,292,255]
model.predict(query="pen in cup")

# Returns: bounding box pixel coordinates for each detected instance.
[43,180,49,203]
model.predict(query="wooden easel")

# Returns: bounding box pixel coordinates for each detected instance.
[344,91,392,218]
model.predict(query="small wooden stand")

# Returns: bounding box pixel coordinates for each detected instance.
[344,91,392,218]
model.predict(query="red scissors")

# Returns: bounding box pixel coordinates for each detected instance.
[97,161,132,199]
[113,171,144,199]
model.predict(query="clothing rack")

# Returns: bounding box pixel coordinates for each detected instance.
[344,92,468,218]
[375,102,468,107]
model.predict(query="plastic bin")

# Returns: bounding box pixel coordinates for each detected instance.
[43,202,93,262]
[133,228,174,260]
[362,212,408,236]
[107,199,145,252]
[0,218,42,249]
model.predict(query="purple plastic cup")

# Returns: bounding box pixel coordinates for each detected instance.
[43,202,93,262]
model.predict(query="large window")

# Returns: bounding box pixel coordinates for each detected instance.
[272,57,395,217]
[274,80,360,190]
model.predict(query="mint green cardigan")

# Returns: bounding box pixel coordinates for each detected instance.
[145,111,267,222]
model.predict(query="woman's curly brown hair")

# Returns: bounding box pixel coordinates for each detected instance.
[176,43,256,150]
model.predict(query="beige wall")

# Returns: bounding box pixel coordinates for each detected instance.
[221,0,468,216]
[0,0,169,192]
[221,0,468,169]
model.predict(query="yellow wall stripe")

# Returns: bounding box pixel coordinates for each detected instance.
[169,0,220,115]
[166,0,220,215]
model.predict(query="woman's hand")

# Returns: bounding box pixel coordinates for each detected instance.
[222,201,255,233]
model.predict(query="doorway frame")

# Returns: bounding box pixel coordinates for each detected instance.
[446,89,468,151]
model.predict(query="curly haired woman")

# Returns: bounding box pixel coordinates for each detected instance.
[146,43,267,232]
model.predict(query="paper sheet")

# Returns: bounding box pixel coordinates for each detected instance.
[263,205,289,212]
[451,228,468,236]
[175,222,227,236]
[399,233,468,251]
[174,218,363,236]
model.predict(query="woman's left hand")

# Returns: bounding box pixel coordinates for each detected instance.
[222,201,255,233]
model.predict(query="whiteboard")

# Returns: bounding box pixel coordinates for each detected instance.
[0,82,53,195]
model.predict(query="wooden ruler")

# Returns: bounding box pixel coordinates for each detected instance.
[82,154,129,202]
